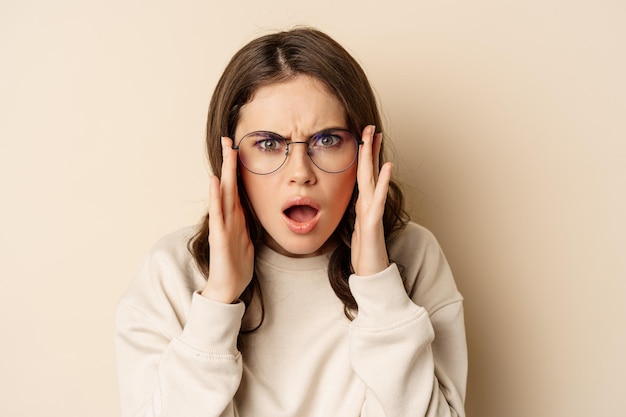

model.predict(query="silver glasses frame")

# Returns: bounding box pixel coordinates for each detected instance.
[231,128,364,175]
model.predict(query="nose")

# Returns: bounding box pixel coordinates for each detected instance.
[285,141,317,185]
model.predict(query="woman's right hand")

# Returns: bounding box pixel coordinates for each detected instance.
[201,136,255,304]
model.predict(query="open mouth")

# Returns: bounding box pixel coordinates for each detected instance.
[281,198,321,234]
[283,205,319,223]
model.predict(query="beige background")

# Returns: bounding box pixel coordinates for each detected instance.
[1,0,624,416]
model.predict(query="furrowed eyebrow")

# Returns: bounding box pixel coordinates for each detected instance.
[237,126,351,146]
[309,127,349,136]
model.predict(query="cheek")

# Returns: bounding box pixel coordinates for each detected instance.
[331,170,357,210]
[240,170,282,227]
[240,171,264,207]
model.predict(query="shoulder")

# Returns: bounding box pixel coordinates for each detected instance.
[147,225,200,261]
[134,225,204,285]
[388,222,463,313]
[387,222,441,264]
[118,225,206,324]
[136,224,204,286]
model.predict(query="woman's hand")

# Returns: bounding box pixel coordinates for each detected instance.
[351,125,392,276]
[201,137,255,304]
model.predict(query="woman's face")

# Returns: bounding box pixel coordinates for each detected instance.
[234,75,357,257]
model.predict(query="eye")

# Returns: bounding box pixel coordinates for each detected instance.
[252,134,285,152]
[312,131,343,148]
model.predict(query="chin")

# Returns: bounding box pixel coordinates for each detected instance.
[266,234,333,258]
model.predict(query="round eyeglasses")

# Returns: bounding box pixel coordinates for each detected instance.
[232,129,363,175]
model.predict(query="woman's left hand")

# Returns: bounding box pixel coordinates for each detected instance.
[351,125,392,276]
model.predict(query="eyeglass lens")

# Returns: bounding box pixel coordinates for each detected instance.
[236,129,359,175]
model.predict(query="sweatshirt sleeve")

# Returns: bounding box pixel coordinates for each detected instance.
[348,225,467,417]
[114,234,245,417]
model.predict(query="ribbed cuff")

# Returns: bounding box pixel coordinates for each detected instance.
[179,292,245,353]
[349,263,423,328]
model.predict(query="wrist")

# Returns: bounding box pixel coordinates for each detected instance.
[200,284,239,304]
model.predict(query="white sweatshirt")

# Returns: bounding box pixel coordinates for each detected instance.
[115,222,466,417]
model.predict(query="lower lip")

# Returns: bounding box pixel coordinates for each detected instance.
[282,211,321,234]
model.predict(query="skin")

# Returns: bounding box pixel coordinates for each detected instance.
[236,77,357,258]
[201,75,393,304]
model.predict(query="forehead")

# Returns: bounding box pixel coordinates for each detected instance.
[235,75,347,138]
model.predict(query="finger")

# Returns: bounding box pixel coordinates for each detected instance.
[219,136,239,214]
[207,175,225,238]
[372,132,382,183]
[372,162,392,214]
[360,162,392,222]
[357,125,376,194]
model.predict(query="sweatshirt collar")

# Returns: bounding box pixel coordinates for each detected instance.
[255,244,330,273]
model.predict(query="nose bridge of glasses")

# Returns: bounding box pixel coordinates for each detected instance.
[286,140,313,156]
[286,140,311,148]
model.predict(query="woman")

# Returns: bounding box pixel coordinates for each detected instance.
[116,27,467,417]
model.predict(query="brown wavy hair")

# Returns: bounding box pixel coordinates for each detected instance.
[189,27,408,331]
